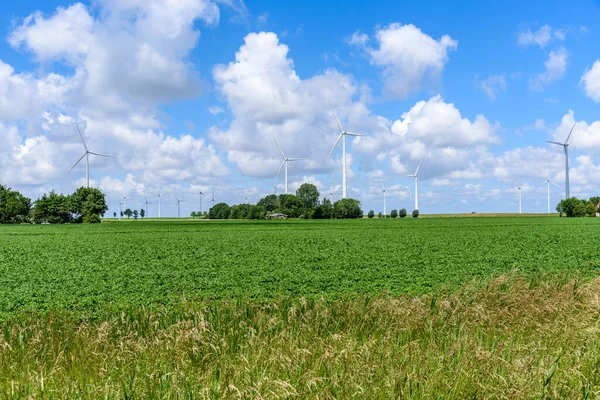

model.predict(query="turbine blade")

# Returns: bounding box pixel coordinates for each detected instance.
[327,133,343,162]
[275,160,285,180]
[345,132,367,137]
[329,100,344,133]
[273,138,286,159]
[88,151,113,158]
[565,122,576,144]
[415,161,421,175]
[287,158,304,161]
[75,123,88,152]
[546,140,565,146]
[68,153,87,173]
[551,181,560,188]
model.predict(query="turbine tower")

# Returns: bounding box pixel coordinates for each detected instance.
[174,195,184,218]
[69,123,113,188]
[382,184,387,216]
[142,197,152,218]
[327,102,367,199]
[547,123,576,199]
[123,196,127,214]
[199,191,204,214]
[157,192,164,218]
[544,178,560,214]
[274,138,303,194]
[404,162,421,211]
[515,184,523,214]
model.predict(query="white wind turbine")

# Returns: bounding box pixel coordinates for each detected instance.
[198,191,204,214]
[122,195,127,214]
[403,162,421,211]
[515,184,523,214]
[174,195,185,218]
[327,102,367,199]
[209,191,216,208]
[547,123,576,199]
[274,138,303,195]
[142,197,152,218]
[69,123,113,188]
[382,184,387,216]
[157,192,165,218]
[543,178,560,214]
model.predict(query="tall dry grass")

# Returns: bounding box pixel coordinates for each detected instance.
[1,275,600,398]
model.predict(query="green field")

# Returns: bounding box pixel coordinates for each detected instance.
[1,217,599,318]
[2,217,600,398]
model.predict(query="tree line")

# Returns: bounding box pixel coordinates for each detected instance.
[0,185,108,224]
[556,197,600,217]
[208,183,363,219]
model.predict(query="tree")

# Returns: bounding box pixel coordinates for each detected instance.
[378,212,382,218]
[120,211,124,218]
[390,209,398,218]
[412,209,419,218]
[367,210,375,219]
[333,198,362,219]
[586,202,597,217]
[208,203,231,219]
[246,205,266,220]
[124,208,133,219]
[69,187,108,223]
[399,209,407,218]
[191,211,197,219]
[133,210,138,220]
[277,194,303,218]
[257,194,278,212]
[557,198,586,218]
[140,209,145,219]
[296,183,320,213]
[113,212,117,218]
[0,185,31,224]
[31,191,69,224]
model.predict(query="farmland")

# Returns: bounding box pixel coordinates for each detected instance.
[2,217,600,397]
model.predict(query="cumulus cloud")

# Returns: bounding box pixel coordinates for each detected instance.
[350,23,457,98]
[580,60,600,102]
[477,74,507,100]
[211,31,376,181]
[529,48,568,90]
[517,25,565,48]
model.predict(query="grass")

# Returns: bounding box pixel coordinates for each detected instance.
[1,274,600,398]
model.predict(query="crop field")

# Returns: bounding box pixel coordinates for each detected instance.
[2,217,600,398]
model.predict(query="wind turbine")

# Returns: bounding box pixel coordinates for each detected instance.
[69,123,113,188]
[117,199,123,220]
[274,139,303,195]
[382,184,387,216]
[543,178,560,214]
[403,162,421,211]
[327,102,367,199]
[142,197,152,218]
[515,184,523,214]
[209,191,216,208]
[174,195,185,218]
[157,192,164,218]
[547,123,576,199]
[123,196,127,214]
[199,191,204,214]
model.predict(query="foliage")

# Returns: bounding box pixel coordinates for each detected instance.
[333,198,363,219]
[69,187,108,223]
[296,183,320,211]
[246,205,266,220]
[399,209,407,218]
[378,212,382,218]
[277,194,303,218]
[230,204,251,219]
[140,209,145,219]
[209,203,231,219]
[556,197,600,217]
[133,210,138,220]
[412,209,420,218]
[32,191,70,224]
[390,209,398,218]
[0,185,31,224]
[257,194,278,212]
[124,209,133,219]
[191,211,197,219]
[367,210,375,219]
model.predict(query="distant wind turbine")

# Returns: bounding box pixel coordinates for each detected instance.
[123,196,127,213]
[174,195,185,218]
[382,184,387,216]
[199,191,204,214]
[515,184,523,214]
[327,102,367,199]
[69,122,113,188]
[543,178,560,214]
[403,162,421,211]
[274,138,303,195]
[142,197,152,218]
[157,192,164,218]
[547,123,576,199]
[209,191,216,207]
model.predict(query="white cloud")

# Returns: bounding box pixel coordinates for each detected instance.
[478,74,507,100]
[208,106,224,115]
[517,25,564,48]
[580,60,600,102]
[350,23,457,98]
[211,32,375,180]
[529,48,567,90]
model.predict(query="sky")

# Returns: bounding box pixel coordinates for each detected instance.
[1,0,600,217]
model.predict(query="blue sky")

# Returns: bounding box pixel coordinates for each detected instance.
[1,0,600,216]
